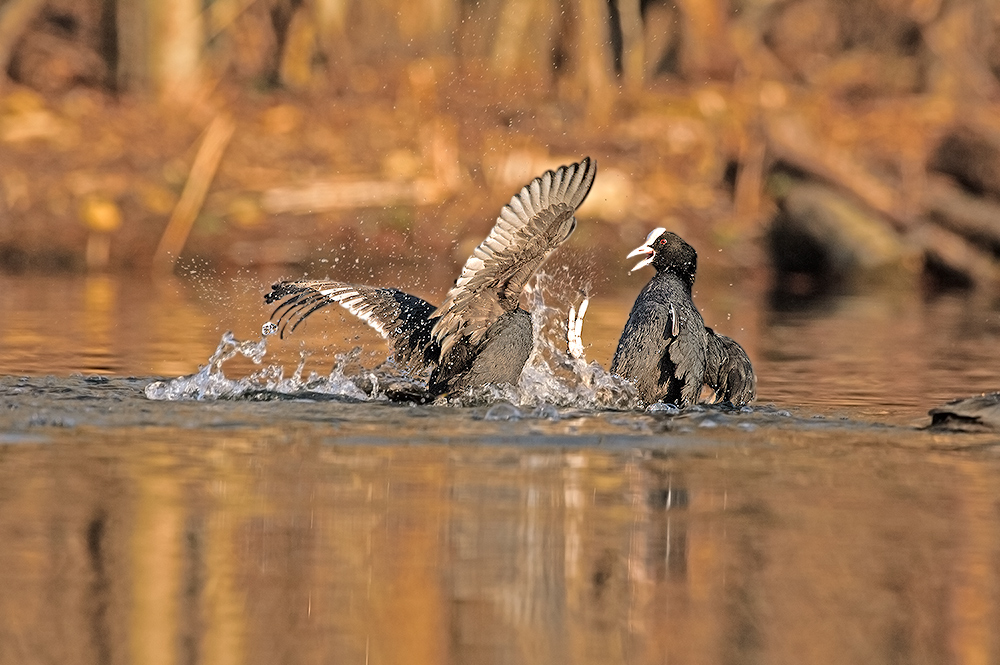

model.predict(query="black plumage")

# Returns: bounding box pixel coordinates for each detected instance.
[704,328,757,405]
[610,228,755,407]
[611,229,707,405]
[266,157,597,396]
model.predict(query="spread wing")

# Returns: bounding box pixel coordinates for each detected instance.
[265,280,439,369]
[431,157,597,358]
[704,328,756,406]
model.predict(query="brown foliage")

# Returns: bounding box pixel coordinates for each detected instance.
[0,0,998,287]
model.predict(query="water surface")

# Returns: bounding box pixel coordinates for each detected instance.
[1,271,998,665]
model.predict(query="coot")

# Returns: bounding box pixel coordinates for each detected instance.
[610,228,755,406]
[611,228,707,405]
[266,158,596,396]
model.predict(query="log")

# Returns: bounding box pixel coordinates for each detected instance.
[912,222,1000,288]
[763,114,911,230]
[769,178,912,281]
[922,175,1000,252]
[930,124,1000,199]
[262,122,459,215]
[761,113,1000,288]
[153,113,236,274]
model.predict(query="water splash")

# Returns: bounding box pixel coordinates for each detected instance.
[431,272,640,409]
[514,273,640,410]
[144,331,370,401]
[145,272,642,409]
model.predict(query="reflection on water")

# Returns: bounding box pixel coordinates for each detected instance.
[762,291,1000,417]
[2,268,1000,664]
[0,274,222,377]
[1,423,999,665]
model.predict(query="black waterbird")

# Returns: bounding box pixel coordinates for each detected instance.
[266,158,597,396]
[610,228,756,406]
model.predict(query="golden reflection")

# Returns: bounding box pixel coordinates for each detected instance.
[0,293,53,371]
[82,274,117,373]
[201,445,246,665]
[130,459,183,665]
[366,451,447,665]
[948,459,997,665]
[3,424,1000,665]
[147,277,221,377]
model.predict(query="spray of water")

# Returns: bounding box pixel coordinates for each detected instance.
[145,271,642,409]
[144,330,371,401]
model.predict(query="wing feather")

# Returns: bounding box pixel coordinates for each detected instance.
[665,303,707,406]
[431,157,597,357]
[704,328,756,406]
[265,280,439,369]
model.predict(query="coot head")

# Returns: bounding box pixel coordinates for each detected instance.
[628,228,698,286]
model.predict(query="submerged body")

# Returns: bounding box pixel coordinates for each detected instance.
[266,158,596,396]
[611,228,756,407]
[929,392,1000,431]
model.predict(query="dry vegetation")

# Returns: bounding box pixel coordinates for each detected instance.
[0,0,999,294]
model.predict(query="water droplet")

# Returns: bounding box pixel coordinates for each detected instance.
[262,322,277,336]
[533,404,560,421]
[484,402,522,421]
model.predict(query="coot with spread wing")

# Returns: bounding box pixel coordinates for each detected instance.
[266,158,597,396]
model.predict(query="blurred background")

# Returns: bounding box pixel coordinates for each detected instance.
[1,0,999,288]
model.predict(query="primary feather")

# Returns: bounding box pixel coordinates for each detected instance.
[431,157,596,357]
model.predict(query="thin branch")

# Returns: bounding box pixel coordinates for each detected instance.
[153,113,236,274]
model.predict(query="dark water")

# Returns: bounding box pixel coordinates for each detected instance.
[1,272,1000,664]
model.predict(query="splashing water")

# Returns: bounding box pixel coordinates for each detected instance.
[144,330,370,401]
[145,272,642,409]
[513,273,640,410]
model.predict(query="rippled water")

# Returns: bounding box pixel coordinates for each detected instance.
[1,270,999,664]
